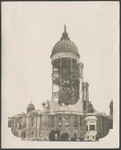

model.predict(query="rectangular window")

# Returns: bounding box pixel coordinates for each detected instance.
[19,123,21,129]
[86,125,88,131]
[30,130,34,137]
[84,87,86,100]
[83,101,86,111]
[31,121,34,127]
[90,125,95,131]
[31,117,34,127]
[51,116,54,127]
[32,117,34,122]
[73,116,77,127]
[80,117,82,127]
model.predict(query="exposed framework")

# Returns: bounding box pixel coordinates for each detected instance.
[52,57,80,105]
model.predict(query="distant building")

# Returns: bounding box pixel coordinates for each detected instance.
[8,26,113,141]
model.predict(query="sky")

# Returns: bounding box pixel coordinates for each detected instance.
[2,2,119,148]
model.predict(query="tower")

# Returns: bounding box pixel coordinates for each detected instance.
[50,26,83,105]
[82,82,89,112]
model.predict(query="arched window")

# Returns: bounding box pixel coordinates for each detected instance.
[30,130,34,137]
[59,116,62,121]
[65,115,69,127]
[80,117,82,127]
[73,116,77,127]
[19,123,21,129]
[51,116,54,127]
[58,116,62,127]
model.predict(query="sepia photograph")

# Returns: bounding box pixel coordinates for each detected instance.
[1,1,119,148]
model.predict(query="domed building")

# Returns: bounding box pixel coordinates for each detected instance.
[26,101,35,114]
[8,26,113,141]
[51,26,79,56]
[51,25,82,106]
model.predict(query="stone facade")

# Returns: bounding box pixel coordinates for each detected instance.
[8,107,112,141]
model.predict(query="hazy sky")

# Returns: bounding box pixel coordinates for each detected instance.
[2,1,119,115]
[2,1,119,148]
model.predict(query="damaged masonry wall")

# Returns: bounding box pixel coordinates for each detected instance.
[8,26,113,141]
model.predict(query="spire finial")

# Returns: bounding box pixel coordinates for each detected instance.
[61,25,69,39]
[64,24,66,32]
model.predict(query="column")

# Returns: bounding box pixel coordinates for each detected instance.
[52,65,54,98]
[26,116,30,138]
[37,115,40,137]
[71,57,73,103]
[59,58,62,102]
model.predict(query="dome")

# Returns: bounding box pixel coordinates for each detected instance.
[27,101,35,114]
[28,110,38,116]
[51,26,79,56]
[27,103,35,108]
